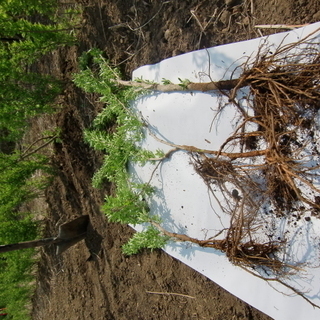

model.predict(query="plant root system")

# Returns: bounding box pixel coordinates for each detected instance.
[148,31,320,281]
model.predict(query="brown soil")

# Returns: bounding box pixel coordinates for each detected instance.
[30,1,320,319]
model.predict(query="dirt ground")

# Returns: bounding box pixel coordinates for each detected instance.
[30,0,320,319]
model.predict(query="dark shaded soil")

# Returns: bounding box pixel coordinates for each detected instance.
[30,0,320,319]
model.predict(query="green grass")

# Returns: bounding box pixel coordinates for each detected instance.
[0,1,80,318]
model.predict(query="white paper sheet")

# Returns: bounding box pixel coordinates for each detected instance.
[130,22,320,320]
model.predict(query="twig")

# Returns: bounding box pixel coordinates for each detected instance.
[241,267,320,309]
[146,290,195,299]
[190,9,205,32]
[255,24,309,30]
[19,135,57,160]
[147,128,268,159]
[98,0,107,42]
[130,2,170,31]
[19,135,58,160]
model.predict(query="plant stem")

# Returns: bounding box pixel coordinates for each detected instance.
[116,78,243,92]
[146,291,195,299]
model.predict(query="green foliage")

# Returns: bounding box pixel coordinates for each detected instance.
[134,76,156,85]
[74,49,144,188]
[74,49,169,254]
[0,151,50,319]
[0,0,56,16]
[0,152,50,220]
[0,0,77,143]
[178,77,191,89]
[0,2,81,318]
[0,249,35,320]
[0,65,61,141]
[103,190,149,225]
[122,226,169,255]
[103,184,155,225]
[161,78,172,85]
[0,149,52,314]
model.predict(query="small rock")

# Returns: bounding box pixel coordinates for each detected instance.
[219,11,231,25]
[144,31,151,41]
[313,11,320,22]
[172,49,184,56]
[231,189,241,200]
[225,0,236,6]
[242,16,250,26]
[164,29,171,40]
[232,5,243,14]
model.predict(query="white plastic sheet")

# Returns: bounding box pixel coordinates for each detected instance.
[130,23,320,320]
